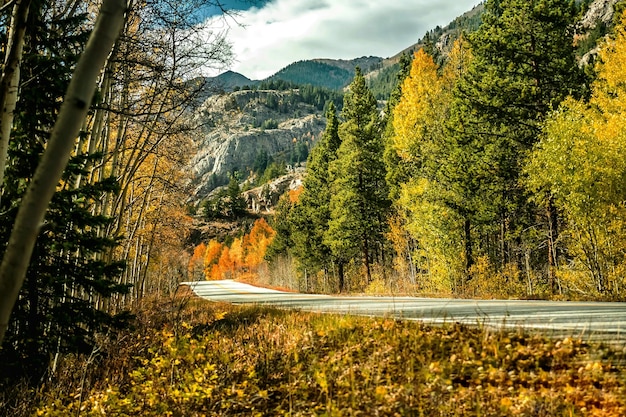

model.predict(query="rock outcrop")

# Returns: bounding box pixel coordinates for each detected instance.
[578,0,620,65]
[580,0,619,30]
[242,169,305,214]
[189,89,326,200]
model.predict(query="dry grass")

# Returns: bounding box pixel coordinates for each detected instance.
[11,293,626,416]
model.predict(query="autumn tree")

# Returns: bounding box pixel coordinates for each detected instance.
[189,242,207,281]
[0,0,236,383]
[204,240,225,281]
[244,218,275,271]
[525,9,626,297]
[79,0,233,308]
[389,43,470,293]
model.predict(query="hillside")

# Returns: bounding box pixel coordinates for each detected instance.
[267,57,384,90]
[189,88,330,201]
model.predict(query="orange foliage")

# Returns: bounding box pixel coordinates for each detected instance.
[244,218,275,269]
[217,246,233,279]
[206,264,222,281]
[203,240,224,280]
[204,240,223,268]
[197,218,276,283]
[188,243,207,280]
[288,186,303,203]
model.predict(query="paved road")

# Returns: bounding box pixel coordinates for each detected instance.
[182,280,626,341]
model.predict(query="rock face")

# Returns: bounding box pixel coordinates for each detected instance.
[242,169,305,214]
[190,89,326,200]
[580,0,619,30]
[578,0,620,65]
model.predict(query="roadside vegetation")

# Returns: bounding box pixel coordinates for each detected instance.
[13,294,625,416]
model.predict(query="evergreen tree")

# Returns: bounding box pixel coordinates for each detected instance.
[265,104,344,291]
[0,3,130,380]
[292,103,343,289]
[447,0,585,287]
[326,68,390,284]
[226,175,247,217]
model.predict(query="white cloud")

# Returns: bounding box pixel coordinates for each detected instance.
[206,0,482,80]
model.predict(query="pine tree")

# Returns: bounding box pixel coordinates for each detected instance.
[0,3,129,380]
[226,175,247,217]
[448,0,585,286]
[265,104,344,291]
[292,103,343,289]
[326,68,390,284]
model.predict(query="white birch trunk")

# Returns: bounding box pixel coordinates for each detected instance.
[0,0,31,194]
[0,0,127,345]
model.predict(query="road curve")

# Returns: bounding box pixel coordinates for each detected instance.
[182,280,626,342]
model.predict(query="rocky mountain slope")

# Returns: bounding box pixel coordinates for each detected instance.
[190,89,327,200]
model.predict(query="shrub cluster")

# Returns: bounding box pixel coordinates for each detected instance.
[31,297,626,416]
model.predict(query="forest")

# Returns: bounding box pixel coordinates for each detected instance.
[3,0,626,414]
[192,0,626,302]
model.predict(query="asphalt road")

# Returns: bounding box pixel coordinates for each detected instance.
[182,279,626,342]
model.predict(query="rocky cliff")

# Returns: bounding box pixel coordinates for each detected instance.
[190,89,327,200]
[242,169,305,214]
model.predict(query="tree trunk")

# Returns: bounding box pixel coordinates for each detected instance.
[0,0,31,194]
[464,217,473,272]
[546,197,559,294]
[0,0,127,345]
[338,261,345,293]
[363,231,372,284]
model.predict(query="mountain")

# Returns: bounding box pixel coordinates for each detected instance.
[267,61,352,90]
[190,0,618,208]
[189,88,331,201]
[206,70,259,92]
[264,56,383,90]
[312,56,384,74]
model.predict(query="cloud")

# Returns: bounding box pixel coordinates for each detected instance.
[205,0,481,80]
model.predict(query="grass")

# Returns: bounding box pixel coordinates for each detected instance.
[18,293,626,416]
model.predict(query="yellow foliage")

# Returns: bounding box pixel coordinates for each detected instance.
[36,301,626,415]
[392,49,442,161]
[443,35,472,87]
[400,178,465,294]
[592,10,626,116]
[465,257,526,299]
[526,10,626,298]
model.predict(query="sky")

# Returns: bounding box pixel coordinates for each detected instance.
[204,0,482,80]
